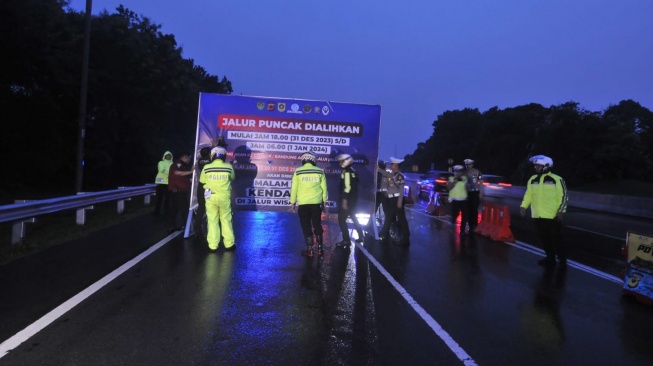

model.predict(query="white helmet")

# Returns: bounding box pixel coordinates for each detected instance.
[337,153,353,168]
[529,155,553,167]
[453,165,465,171]
[464,159,474,165]
[529,155,553,172]
[300,151,317,165]
[211,146,227,161]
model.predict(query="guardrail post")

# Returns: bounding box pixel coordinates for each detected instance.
[76,192,94,225]
[144,194,152,205]
[11,200,36,245]
[116,187,132,214]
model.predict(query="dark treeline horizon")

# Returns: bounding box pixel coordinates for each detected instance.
[2,2,651,204]
[0,0,232,203]
[403,100,653,187]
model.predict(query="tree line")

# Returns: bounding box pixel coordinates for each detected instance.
[403,100,653,187]
[0,0,232,202]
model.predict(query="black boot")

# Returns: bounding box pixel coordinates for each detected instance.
[316,233,324,256]
[302,236,314,257]
[336,239,351,248]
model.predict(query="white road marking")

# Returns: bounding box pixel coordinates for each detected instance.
[0,232,181,358]
[406,206,623,284]
[354,242,478,366]
[564,224,624,241]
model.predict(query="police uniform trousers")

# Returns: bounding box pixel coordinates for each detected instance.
[205,191,235,249]
[298,204,323,238]
[194,187,207,237]
[168,189,189,229]
[535,218,565,261]
[380,196,410,240]
[467,190,480,230]
[451,199,468,228]
[338,199,364,241]
[154,183,170,215]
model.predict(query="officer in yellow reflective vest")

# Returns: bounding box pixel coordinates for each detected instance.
[520,155,568,267]
[199,146,236,251]
[447,165,468,235]
[153,151,173,215]
[291,151,328,257]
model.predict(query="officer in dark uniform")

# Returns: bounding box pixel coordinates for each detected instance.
[379,157,410,246]
[194,146,213,237]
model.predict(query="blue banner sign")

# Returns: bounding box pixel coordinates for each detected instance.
[192,94,382,213]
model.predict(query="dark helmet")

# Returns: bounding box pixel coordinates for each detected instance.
[199,147,212,159]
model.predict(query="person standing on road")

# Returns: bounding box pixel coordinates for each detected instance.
[520,155,568,267]
[464,159,483,231]
[290,151,328,257]
[379,157,410,246]
[200,146,236,251]
[447,165,469,235]
[194,147,213,237]
[168,153,193,233]
[153,151,173,215]
[368,160,388,231]
[335,154,365,248]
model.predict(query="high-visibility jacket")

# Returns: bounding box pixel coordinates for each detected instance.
[448,176,468,201]
[200,159,235,193]
[520,172,568,219]
[340,166,359,201]
[290,163,328,205]
[155,151,173,185]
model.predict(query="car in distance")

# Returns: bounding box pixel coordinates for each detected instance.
[481,174,512,193]
[417,170,453,200]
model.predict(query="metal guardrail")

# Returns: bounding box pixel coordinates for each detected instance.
[0,185,156,245]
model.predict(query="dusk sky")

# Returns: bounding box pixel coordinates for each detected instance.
[69,0,653,160]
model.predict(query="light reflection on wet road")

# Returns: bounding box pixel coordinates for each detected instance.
[1,208,653,365]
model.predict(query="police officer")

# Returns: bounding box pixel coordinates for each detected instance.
[290,151,328,257]
[168,153,193,233]
[153,151,173,215]
[520,155,568,266]
[447,165,469,235]
[464,158,483,231]
[379,157,410,246]
[199,146,236,251]
[373,160,388,227]
[335,154,365,248]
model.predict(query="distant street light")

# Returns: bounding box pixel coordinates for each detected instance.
[75,0,92,193]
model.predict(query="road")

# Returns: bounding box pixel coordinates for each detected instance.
[1,206,653,365]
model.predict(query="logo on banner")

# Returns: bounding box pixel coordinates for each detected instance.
[322,106,330,115]
[267,102,275,111]
[256,101,265,110]
[278,103,286,112]
[314,106,321,114]
[303,105,312,113]
[288,103,302,114]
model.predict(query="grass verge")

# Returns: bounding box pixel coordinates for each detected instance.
[0,201,154,265]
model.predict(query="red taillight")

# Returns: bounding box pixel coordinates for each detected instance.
[435,179,447,184]
[498,183,512,187]
[482,182,490,186]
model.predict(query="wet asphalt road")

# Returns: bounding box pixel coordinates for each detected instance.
[2,205,653,365]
